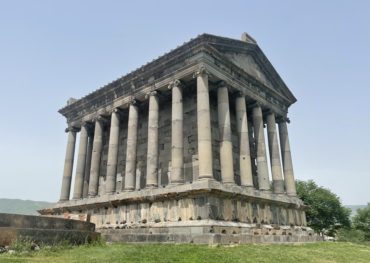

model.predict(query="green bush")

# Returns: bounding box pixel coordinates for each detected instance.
[337,228,366,243]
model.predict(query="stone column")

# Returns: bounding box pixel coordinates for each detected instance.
[124,100,139,190]
[266,112,284,194]
[169,80,184,184]
[235,94,253,187]
[252,104,270,190]
[195,67,213,179]
[146,91,159,187]
[105,109,121,194]
[72,124,89,199]
[217,84,234,184]
[279,118,297,196]
[59,127,77,201]
[88,118,104,197]
[83,132,93,198]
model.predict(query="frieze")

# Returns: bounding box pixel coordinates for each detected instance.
[60,34,295,123]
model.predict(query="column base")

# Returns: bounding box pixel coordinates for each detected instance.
[169,181,185,186]
[241,185,254,189]
[146,184,158,189]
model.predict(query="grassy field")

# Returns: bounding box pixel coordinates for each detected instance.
[1,242,370,263]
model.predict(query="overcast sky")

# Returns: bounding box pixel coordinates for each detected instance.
[0,0,369,205]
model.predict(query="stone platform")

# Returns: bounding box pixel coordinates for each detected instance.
[100,221,318,244]
[0,213,99,246]
[40,180,317,243]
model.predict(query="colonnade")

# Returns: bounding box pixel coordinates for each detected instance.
[59,70,296,201]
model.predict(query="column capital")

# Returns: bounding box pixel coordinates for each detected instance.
[276,116,291,124]
[109,107,123,115]
[92,115,109,124]
[81,121,94,133]
[235,91,245,98]
[193,65,209,78]
[65,126,79,133]
[216,80,232,90]
[145,90,158,99]
[265,109,277,117]
[130,97,139,106]
[168,79,183,90]
[250,101,263,109]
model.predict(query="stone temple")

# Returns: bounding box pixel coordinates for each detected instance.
[40,33,317,243]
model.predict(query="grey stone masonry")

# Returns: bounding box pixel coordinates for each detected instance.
[48,33,311,243]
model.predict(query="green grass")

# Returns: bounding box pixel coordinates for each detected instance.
[1,242,370,263]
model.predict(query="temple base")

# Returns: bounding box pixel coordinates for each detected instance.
[40,180,317,243]
[100,221,318,244]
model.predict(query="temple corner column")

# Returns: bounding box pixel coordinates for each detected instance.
[195,66,213,180]
[278,117,297,196]
[59,126,78,201]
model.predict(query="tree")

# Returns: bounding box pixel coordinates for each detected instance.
[296,180,351,235]
[353,203,370,240]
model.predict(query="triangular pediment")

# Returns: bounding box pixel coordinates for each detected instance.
[224,52,274,89]
[203,34,297,104]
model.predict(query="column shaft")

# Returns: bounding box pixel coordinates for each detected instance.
[170,81,184,184]
[196,68,213,179]
[72,125,88,199]
[106,110,120,194]
[82,134,93,198]
[235,95,253,187]
[217,86,234,184]
[266,113,284,194]
[124,102,139,190]
[88,119,103,197]
[60,128,77,201]
[146,92,159,187]
[279,121,297,196]
[252,105,270,190]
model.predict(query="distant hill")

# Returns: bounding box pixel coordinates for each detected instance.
[0,198,54,215]
[345,205,367,217]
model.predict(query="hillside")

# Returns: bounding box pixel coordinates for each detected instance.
[0,198,54,215]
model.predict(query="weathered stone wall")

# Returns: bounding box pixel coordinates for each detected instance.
[0,213,99,246]
[75,194,306,230]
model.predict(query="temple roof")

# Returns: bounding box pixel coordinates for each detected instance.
[59,33,296,121]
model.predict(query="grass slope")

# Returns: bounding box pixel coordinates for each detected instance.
[1,242,370,263]
[0,198,54,215]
